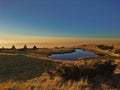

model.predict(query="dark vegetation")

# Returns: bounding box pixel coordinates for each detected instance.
[78,56,120,61]
[23,44,28,50]
[11,45,16,50]
[49,60,117,82]
[96,45,114,50]
[0,55,54,82]
[33,45,38,50]
[114,49,120,55]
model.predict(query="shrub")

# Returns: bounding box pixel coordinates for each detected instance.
[96,45,114,50]
[2,47,4,50]
[93,60,117,78]
[33,45,38,50]
[23,44,27,50]
[51,60,117,81]
[11,45,16,50]
[54,65,95,81]
[114,49,120,54]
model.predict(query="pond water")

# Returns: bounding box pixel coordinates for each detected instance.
[50,49,98,60]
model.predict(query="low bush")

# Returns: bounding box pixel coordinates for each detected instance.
[96,45,114,50]
[50,60,117,81]
[93,60,116,78]
[114,49,120,54]
[54,65,95,81]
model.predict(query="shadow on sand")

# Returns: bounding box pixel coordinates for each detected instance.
[0,55,54,82]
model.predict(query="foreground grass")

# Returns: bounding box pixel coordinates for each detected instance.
[0,73,89,90]
[0,43,120,90]
[0,73,118,90]
[0,55,119,90]
[0,55,54,82]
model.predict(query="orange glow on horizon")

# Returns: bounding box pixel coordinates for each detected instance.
[0,32,119,48]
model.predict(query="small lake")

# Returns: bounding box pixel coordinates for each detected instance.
[50,49,98,60]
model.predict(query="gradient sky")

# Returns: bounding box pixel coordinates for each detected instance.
[0,0,120,44]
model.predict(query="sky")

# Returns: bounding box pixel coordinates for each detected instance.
[0,0,120,47]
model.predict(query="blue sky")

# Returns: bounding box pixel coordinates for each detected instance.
[0,0,120,41]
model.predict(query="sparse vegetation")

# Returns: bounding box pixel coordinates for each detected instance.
[0,56,119,90]
[0,44,120,90]
[114,49,120,55]
[0,55,54,82]
[96,45,114,50]
[50,60,116,82]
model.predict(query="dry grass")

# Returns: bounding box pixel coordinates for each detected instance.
[0,73,88,90]
[77,44,120,57]
[0,73,118,90]
[0,55,55,82]
[0,55,119,90]
[0,44,120,90]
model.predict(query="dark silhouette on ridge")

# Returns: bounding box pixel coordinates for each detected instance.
[11,45,16,50]
[23,44,27,50]
[33,45,38,50]
[2,47,4,50]
[0,45,39,51]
